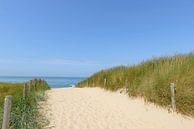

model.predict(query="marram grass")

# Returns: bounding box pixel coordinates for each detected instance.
[77,53,194,116]
[0,79,49,129]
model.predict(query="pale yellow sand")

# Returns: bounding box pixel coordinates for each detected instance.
[43,88,194,129]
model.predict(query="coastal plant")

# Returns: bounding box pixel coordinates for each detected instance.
[0,79,49,129]
[77,53,194,117]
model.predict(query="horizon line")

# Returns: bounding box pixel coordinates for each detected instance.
[0,75,87,78]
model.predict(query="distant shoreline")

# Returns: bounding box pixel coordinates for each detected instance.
[0,75,86,79]
[0,76,85,88]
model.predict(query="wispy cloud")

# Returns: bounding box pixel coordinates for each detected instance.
[0,58,98,66]
[0,59,15,63]
[39,59,98,66]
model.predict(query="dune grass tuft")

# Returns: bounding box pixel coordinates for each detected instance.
[0,79,49,129]
[77,53,194,116]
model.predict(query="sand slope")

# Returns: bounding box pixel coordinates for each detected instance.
[43,88,194,129]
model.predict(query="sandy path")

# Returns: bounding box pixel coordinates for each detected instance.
[43,88,194,129]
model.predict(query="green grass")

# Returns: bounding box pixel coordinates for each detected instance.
[0,83,23,105]
[0,79,50,129]
[77,53,194,117]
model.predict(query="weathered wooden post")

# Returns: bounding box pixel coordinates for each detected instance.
[23,83,28,98]
[170,83,176,112]
[34,78,38,86]
[104,78,107,87]
[125,79,128,93]
[29,80,32,93]
[2,96,12,129]
[34,79,37,89]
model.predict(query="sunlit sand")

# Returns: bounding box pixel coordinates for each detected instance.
[43,87,194,129]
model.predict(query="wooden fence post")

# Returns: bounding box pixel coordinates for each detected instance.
[29,80,32,93]
[2,96,12,129]
[104,78,107,87]
[34,79,37,89]
[23,83,28,98]
[170,83,176,112]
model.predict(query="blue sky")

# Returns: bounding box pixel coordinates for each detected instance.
[0,0,194,77]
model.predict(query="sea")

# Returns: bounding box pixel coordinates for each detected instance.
[0,76,85,88]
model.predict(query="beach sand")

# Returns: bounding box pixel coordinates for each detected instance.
[43,88,194,129]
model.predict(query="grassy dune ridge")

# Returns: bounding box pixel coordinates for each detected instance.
[77,53,194,116]
[0,79,50,129]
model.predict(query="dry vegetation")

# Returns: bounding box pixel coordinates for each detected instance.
[77,53,194,116]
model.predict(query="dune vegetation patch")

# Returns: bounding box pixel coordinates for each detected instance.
[0,79,50,129]
[77,53,194,116]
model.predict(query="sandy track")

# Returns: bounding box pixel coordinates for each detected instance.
[43,88,194,129]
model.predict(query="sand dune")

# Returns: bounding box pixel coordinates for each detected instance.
[43,88,194,129]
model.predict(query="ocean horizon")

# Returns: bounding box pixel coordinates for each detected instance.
[0,76,86,88]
